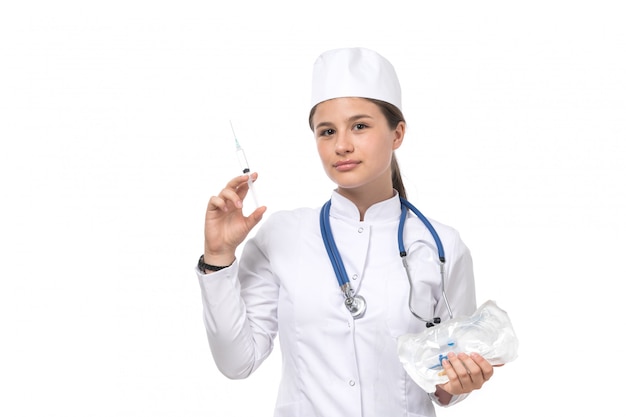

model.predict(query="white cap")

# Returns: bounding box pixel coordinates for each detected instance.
[310,47,402,111]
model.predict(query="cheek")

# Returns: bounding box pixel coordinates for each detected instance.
[316,142,331,162]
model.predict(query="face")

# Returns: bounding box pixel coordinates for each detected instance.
[312,97,405,200]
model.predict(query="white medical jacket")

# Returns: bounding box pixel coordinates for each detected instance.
[197,192,477,417]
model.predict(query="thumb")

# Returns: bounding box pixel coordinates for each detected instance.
[245,206,267,229]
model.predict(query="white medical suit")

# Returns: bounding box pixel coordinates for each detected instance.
[197,191,477,417]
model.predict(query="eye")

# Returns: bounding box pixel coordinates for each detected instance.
[319,128,335,137]
[354,123,367,130]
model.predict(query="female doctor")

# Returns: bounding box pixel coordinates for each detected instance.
[197,47,496,416]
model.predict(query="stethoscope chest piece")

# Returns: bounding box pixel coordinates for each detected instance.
[345,295,367,319]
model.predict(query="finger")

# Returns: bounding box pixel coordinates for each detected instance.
[207,189,242,213]
[220,175,255,210]
[469,352,495,381]
[445,353,474,389]
[206,176,249,211]
[233,172,261,202]
[221,187,245,209]
[438,365,461,396]
[207,195,228,212]
[226,173,254,189]
[244,205,267,227]
[457,353,482,383]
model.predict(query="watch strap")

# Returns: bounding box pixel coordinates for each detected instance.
[198,254,232,273]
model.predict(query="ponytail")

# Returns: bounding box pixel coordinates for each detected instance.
[374,99,407,199]
[391,153,407,199]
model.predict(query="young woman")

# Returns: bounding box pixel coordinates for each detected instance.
[197,47,496,416]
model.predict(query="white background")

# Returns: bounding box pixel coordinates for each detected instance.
[1,1,624,416]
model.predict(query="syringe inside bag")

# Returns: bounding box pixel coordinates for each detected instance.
[397,300,519,393]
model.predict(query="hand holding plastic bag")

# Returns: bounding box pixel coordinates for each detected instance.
[397,300,519,393]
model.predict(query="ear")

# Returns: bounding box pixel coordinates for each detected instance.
[391,121,406,150]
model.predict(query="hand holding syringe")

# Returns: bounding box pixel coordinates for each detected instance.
[230,121,259,208]
[202,123,265,269]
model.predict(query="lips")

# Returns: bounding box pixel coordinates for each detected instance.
[333,160,361,172]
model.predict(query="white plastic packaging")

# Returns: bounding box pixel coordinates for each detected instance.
[397,300,519,393]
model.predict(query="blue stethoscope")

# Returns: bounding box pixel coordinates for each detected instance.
[320,197,454,327]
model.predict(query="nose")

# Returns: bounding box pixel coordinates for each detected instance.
[334,130,354,155]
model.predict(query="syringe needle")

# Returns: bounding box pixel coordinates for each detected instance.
[229,120,241,149]
[229,121,259,208]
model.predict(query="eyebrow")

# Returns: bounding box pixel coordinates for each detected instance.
[314,114,374,131]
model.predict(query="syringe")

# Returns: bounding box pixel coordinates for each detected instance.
[230,121,259,208]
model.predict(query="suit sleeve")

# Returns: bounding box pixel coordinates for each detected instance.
[196,222,279,379]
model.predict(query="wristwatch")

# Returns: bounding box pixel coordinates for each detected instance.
[198,254,233,273]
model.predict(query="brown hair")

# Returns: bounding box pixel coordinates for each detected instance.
[309,98,408,198]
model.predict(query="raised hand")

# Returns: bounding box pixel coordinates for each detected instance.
[203,173,267,267]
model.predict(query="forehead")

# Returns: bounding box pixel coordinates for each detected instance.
[312,97,383,124]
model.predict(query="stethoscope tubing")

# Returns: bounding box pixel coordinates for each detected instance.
[320,197,453,324]
[398,197,445,263]
[320,201,351,287]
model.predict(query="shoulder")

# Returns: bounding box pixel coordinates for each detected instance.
[423,217,463,243]
[264,206,319,227]
[254,206,321,241]
[406,214,471,258]
[244,206,323,261]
